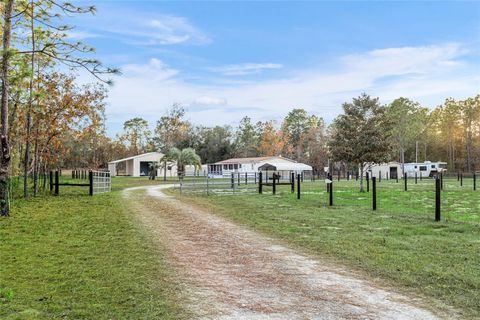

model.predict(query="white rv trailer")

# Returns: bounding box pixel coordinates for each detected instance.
[403,161,447,178]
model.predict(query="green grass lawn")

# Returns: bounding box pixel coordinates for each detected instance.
[173,177,480,318]
[0,177,189,320]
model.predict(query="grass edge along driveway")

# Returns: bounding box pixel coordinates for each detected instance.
[0,184,189,320]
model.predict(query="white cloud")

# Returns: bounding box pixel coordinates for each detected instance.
[145,15,210,45]
[103,43,479,135]
[192,96,227,106]
[214,63,283,76]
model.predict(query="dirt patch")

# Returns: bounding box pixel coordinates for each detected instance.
[124,185,447,319]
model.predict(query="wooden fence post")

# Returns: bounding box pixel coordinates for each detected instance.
[245,172,248,185]
[404,172,408,191]
[435,177,441,221]
[460,172,463,186]
[297,174,301,200]
[258,172,263,194]
[291,172,295,193]
[272,173,276,195]
[54,171,59,195]
[474,173,476,191]
[415,172,418,184]
[329,180,333,206]
[89,171,93,196]
[372,177,377,211]
[231,173,234,190]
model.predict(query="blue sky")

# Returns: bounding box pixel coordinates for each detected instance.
[70,1,480,136]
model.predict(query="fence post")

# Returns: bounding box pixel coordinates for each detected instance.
[272,173,276,195]
[245,172,248,185]
[372,177,377,211]
[379,171,381,182]
[54,171,59,195]
[415,172,418,184]
[71,170,75,179]
[231,173,234,189]
[420,171,422,181]
[457,172,460,181]
[435,177,441,222]
[237,172,240,186]
[460,172,463,187]
[396,172,399,183]
[366,172,370,192]
[291,172,295,193]
[474,173,476,191]
[49,171,53,192]
[254,172,257,184]
[329,180,333,206]
[259,172,263,194]
[89,171,93,196]
[404,173,408,191]
[297,174,301,200]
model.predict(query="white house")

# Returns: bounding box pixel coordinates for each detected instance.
[207,156,312,178]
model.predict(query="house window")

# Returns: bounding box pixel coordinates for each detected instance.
[431,165,435,168]
[234,164,238,169]
[223,164,228,170]
[229,164,233,170]
[239,164,242,168]
[420,166,427,171]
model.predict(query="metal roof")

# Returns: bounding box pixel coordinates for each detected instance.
[214,156,295,165]
[108,152,164,164]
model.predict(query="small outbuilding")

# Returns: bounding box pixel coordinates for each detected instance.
[108,152,172,177]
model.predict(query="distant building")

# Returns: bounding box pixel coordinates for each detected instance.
[207,156,312,178]
[108,152,206,177]
[108,152,167,177]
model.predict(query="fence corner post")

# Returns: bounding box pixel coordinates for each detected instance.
[435,177,441,221]
[54,171,59,196]
[89,171,93,196]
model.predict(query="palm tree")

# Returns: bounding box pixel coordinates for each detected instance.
[159,153,175,181]
[168,147,202,179]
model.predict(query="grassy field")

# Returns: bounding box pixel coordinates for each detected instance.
[0,177,189,320]
[173,177,480,318]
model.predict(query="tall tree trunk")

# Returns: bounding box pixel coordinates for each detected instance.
[0,0,15,217]
[33,127,40,196]
[24,0,36,198]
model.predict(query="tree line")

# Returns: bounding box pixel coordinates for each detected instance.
[114,93,479,181]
